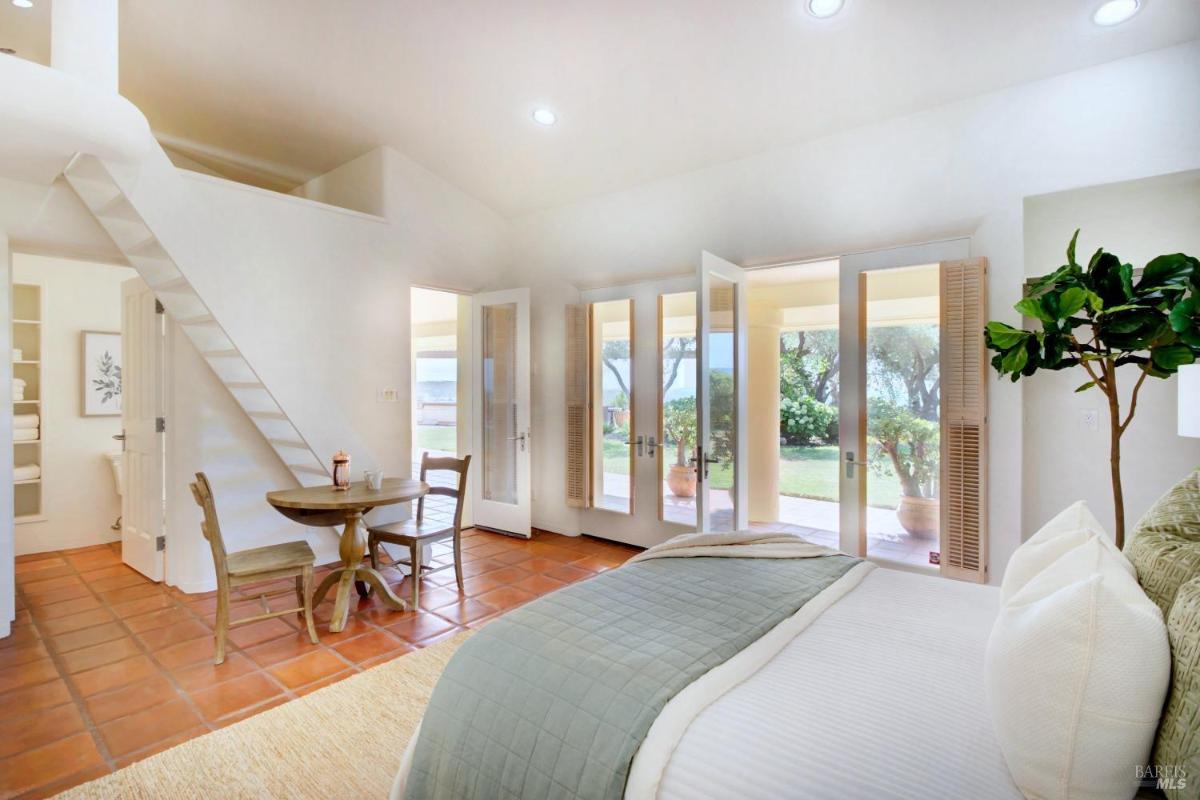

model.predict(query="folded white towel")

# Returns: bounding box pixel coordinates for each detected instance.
[12,349,21,361]
[14,463,40,481]
[13,378,25,388]
[13,414,40,429]
[13,429,37,441]
[13,392,24,402]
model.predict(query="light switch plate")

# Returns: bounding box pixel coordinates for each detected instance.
[377,388,400,403]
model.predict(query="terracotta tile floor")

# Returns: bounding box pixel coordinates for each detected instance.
[1,529,638,799]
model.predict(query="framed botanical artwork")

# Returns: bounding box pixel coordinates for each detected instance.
[82,330,122,416]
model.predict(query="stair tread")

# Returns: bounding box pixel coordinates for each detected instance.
[223,381,265,390]
[268,438,308,449]
[287,464,328,475]
[178,314,216,326]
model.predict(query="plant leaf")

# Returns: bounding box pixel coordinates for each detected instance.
[1059,286,1088,317]
[1066,229,1080,268]
[1015,297,1053,323]
[1140,253,1199,290]
[985,322,1029,349]
[1001,346,1029,374]
[1151,344,1196,372]
[1074,380,1096,393]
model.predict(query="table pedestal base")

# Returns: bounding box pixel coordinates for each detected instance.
[312,566,408,632]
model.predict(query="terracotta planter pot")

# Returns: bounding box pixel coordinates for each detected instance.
[613,409,631,427]
[667,464,697,498]
[896,495,939,539]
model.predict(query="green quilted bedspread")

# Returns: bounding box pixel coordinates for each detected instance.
[404,552,859,800]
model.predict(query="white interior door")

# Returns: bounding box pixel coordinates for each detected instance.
[696,252,748,532]
[120,278,165,580]
[471,289,532,537]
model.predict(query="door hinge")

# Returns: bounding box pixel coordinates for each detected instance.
[156,535,166,552]
[156,417,166,433]
[155,299,165,314]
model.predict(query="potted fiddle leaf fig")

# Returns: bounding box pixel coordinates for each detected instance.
[985,230,1200,548]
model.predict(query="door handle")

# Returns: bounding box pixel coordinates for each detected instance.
[844,451,869,479]
[624,434,644,457]
[113,432,126,452]
[691,447,718,480]
[506,432,527,452]
[645,436,657,457]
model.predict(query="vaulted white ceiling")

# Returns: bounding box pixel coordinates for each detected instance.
[4,1,1199,216]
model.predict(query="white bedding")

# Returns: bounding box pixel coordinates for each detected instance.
[655,568,1022,800]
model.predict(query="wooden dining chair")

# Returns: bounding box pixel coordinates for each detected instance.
[364,453,471,610]
[190,472,319,664]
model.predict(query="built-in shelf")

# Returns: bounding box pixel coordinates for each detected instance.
[13,281,43,521]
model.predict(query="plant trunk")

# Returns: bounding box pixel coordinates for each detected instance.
[1105,377,1126,549]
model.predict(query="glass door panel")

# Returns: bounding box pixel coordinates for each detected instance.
[591,299,633,514]
[472,289,531,536]
[659,291,697,526]
[697,252,748,533]
[481,302,518,505]
[862,265,942,567]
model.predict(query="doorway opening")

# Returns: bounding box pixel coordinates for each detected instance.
[410,286,466,526]
[9,253,146,564]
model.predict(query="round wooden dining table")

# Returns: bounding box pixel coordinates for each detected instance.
[266,478,428,632]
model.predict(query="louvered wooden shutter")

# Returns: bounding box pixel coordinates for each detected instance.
[565,304,590,509]
[940,258,988,582]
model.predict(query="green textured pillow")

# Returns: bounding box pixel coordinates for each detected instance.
[1152,576,1200,800]
[1124,469,1200,618]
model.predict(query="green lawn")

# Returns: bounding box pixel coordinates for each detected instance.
[415,425,457,454]
[603,439,902,509]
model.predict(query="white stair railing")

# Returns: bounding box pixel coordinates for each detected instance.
[63,153,330,488]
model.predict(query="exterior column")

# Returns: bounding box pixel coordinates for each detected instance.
[51,0,119,94]
[747,304,781,523]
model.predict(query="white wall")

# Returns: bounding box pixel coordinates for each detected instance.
[164,320,323,592]
[509,42,1200,580]
[1,233,13,637]
[11,253,137,555]
[1022,172,1200,539]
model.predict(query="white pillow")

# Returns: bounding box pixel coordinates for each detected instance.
[986,537,1170,800]
[1001,500,1133,603]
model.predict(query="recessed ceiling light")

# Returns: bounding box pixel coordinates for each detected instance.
[11,0,34,8]
[807,0,844,18]
[531,108,557,127]
[1092,0,1140,26]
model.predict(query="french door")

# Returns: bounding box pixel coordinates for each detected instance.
[471,289,532,537]
[575,252,748,546]
[120,278,165,581]
[837,240,986,579]
[696,252,749,532]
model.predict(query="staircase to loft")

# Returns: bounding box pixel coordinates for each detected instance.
[62,153,331,489]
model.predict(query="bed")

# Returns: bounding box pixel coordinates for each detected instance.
[393,474,1200,800]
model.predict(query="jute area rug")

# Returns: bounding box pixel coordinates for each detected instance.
[56,632,470,799]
